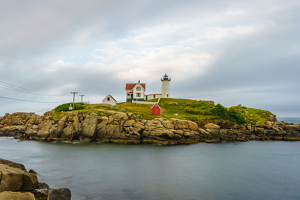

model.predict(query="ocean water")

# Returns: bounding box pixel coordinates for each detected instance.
[0,138,300,200]
[277,117,300,124]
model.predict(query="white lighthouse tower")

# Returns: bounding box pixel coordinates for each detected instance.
[161,73,171,98]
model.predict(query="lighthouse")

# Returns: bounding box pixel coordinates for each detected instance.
[161,73,171,98]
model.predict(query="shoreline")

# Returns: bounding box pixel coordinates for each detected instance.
[1,111,300,144]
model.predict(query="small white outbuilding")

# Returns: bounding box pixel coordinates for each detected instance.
[102,94,117,106]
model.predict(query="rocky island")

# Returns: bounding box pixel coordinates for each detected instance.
[0,98,299,144]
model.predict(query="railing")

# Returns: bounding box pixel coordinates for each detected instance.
[132,98,160,105]
[161,78,171,81]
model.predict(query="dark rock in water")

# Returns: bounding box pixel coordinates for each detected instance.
[32,188,49,200]
[29,169,38,174]
[47,188,71,200]
[38,182,51,190]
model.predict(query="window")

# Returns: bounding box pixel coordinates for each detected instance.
[167,94,168,97]
[153,95,155,98]
[127,94,130,96]
[107,97,110,101]
[137,93,141,97]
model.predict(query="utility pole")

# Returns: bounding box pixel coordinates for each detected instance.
[71,92,78,109]
[79,95,85,103]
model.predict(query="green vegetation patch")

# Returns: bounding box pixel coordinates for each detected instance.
[232,105,273,124]
[184,100,215,115]
[117,98,218,121]
[49,98,274,125]
[54,102,86,113]
[214,104,246,125]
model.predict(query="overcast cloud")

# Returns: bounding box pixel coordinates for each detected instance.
[0,0,299,117]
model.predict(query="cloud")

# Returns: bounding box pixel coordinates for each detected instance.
[0,0,300,117]
[44,60,74,73]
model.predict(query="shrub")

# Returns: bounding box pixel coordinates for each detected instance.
[228,107,246,125]
[214,104,228,119]
[214,103,246,125]
[54,102,85,112]
[184,101,215,115]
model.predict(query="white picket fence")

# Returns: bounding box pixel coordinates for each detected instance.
[132,98,160,105]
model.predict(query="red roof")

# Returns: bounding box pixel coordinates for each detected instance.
[125,83,145,90]
[107,95,117,102]
[151,103,162,109]
[151,103,162,115]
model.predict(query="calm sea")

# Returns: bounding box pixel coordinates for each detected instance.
[1,137,300,200]
[277,117,300,124]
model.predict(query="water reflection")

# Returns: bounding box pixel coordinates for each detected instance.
[1,138,300,200]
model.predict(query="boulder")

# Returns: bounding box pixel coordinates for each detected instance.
[188,121,198,131]
[47,188,71,200]
[0,191,35,200]
[114,113,128,121]
[51,116,68,138]
[106,124,119,137]
[32,188,49,200]
[176,120,189,129]
[204,123,220,135]
[263,121,273,129]
[73,115,81,135]
[37,120,52,138]
[0,164,38,192]
[256,127,265,135]
[164,131,174,138]
[96,118,108,139]
[124,120,135,127]
[285,124,299,131]
[38,182,51,190]
[133,122,145,129]
[160,120,175,129]
[183,132,191,137]
[61,123,75,139]
[82,114,98,138]
[0,158,26,171]
[172,130,183,136]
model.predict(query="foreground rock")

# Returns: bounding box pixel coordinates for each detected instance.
[0,111,299,144]
[0,191,35,200]
[0,158,71,200]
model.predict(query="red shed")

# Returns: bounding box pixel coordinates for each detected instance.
[151,103,162,115]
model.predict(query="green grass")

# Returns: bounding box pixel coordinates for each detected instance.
[118,98,218,121]
[232,105,273,124]
[49,98,275,124]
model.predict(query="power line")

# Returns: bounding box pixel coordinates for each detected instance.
[0,95,71,103]
[0,80,69,96]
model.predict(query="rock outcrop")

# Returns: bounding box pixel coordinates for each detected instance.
[0,158,71,200]
[0,111,300,144]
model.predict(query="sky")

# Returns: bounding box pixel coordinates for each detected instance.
[0,0,299,117]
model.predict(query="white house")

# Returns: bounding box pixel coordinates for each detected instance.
[102,94,117,106]
[125,74,171,102]
[125,80,146,102]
